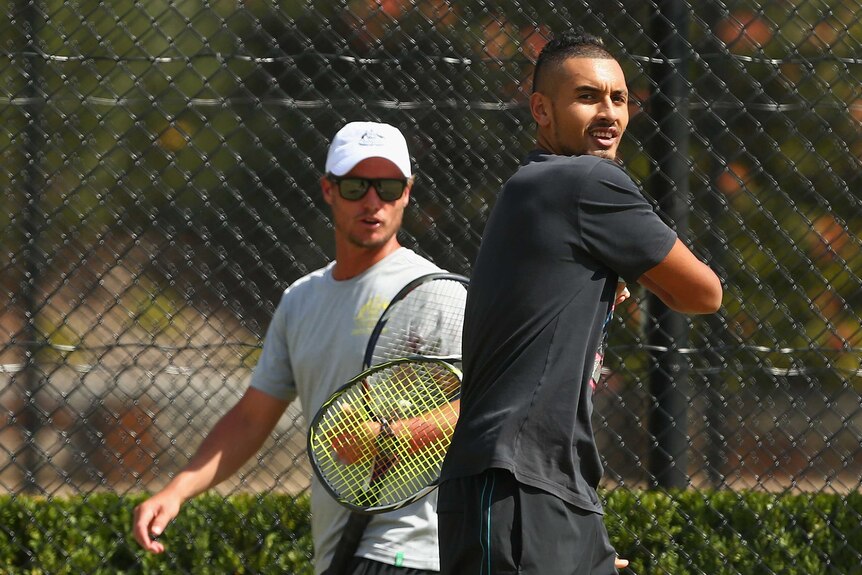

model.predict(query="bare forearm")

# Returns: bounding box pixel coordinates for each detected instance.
[392,398,461,452]
[639,273,721,314]
[637,275,688,312]
[160,391,287,501]
[333,399,461,464]
[133,388,287,553]
[162,421,261,499]
[637,240,723,315]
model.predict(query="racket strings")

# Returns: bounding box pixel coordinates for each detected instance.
[309,360,460,510]
[370,279,467,366]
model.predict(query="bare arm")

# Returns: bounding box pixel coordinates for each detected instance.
[133,387,290,552]
[390,398,461,453]
[637,238,723,314]
[332,399,461,464]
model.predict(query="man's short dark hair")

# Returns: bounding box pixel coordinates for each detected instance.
[532,29,616,94]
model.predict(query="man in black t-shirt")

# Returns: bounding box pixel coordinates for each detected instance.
[437,31,723,575]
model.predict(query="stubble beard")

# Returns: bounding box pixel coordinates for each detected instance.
[553,126,617,162]
[347,232,394,249]
[345,216,402,250]
[558,141,617,162]
[587,149,616,161]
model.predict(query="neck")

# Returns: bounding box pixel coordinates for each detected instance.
[331,238,402,281]
[535,132,557,155]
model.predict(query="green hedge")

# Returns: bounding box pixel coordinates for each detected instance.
[1,490,861,574]
[0,492,314,575]
[606,489,862,575]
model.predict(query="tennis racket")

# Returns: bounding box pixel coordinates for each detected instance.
[308,356,462,513]
[311,272,468,507]
[590,280,628,390]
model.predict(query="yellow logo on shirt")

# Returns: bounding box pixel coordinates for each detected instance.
[353,295,389,335]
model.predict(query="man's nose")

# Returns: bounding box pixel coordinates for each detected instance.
[597,97,618,120]
[362,183,385,205]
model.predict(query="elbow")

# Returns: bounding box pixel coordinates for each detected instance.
[697,294,723,315]
[707,281,723,313]
[662,277,723,315]
[689,277,723,315]
[638,263,724,315]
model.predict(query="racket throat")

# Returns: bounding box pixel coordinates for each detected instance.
[370,419,398,483]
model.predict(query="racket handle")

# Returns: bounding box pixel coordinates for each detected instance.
[323,512,372,575]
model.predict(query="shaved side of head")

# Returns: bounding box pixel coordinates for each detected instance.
[532,30,617,96]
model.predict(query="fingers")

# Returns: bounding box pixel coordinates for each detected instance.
[332,432,368,464]
[132,504,162,553]
[615,556,630,569]
[133,498,176,554]
[615,281,631,305]
[332,421,379,464]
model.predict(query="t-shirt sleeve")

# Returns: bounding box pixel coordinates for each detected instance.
[576,160,677,283]
[249,293,298,402]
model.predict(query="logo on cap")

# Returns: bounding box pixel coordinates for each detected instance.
[358,130,385,146]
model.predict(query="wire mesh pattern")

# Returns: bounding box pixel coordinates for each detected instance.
[1,0,861,571]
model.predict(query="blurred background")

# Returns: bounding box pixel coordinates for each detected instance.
[1,0,860,570]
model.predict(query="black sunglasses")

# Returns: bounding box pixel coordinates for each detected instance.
[328,175,408,202]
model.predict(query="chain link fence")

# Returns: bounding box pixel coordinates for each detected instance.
[1,0,861,571]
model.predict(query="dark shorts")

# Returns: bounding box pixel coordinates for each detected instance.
[437,469,618,575]
[345,557,437,575]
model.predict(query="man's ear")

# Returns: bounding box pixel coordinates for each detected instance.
[530,92,552,127]
[401,177,414,204]
[321,175,335,206]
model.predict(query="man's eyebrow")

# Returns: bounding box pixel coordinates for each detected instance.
[574,85,629,97]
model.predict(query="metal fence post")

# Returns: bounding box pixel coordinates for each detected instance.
[700,5,733,488]
[646,0,691,489]
[16,0,45,495]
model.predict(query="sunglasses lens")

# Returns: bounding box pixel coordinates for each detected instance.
[338,178,368,200]
[377,180,405,201]
[332,177,406,201]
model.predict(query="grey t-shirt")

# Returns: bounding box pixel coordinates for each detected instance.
[251,247,445,574]
[441,151,677,513]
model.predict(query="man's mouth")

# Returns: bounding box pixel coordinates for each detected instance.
[589,127,618,148]
[360,217,382,227]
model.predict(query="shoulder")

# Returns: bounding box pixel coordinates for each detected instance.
[357,248,446,297]
[514,153,641,209]
[559,155,632,186]
[278,264,332,304]
[383,247,444,274]
[518,153,630,186]
[568,158,646,206]
[588,157,638,188]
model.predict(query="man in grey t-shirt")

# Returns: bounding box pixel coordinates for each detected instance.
[133,122,451,575]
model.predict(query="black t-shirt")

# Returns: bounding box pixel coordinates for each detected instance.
[441,151,677,513]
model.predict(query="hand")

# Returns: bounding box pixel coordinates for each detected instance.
[615,556,630,570]
[331,412,380,465]
[132,491,182,553]
[615,282,631,306]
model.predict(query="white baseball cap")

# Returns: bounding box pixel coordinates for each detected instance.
[325,121,412,178]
